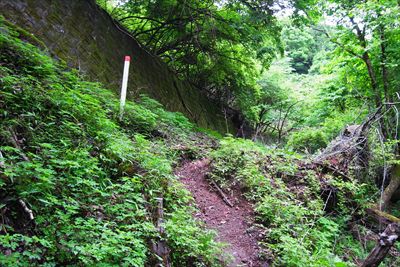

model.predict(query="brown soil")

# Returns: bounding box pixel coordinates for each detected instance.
[175,158,267,267]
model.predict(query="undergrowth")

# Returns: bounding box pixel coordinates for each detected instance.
[1,15,398,267]
[0,17,222,266]
[208,137,387,267]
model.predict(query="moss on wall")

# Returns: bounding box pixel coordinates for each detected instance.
[0,0,236,133]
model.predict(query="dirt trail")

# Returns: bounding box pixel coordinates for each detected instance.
[175,159,265,267]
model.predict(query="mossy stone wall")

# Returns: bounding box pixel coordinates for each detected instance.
[0,0,236,133]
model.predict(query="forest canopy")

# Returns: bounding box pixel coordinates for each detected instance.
[99,0,399,146]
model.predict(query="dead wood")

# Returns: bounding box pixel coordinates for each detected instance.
[0,150,5,181]
[4,129,35,223]
[0,151,4,168]
[361,223,400,267]
[210,180,234,207]
[366,208,400,226]
[315,107,400,209]
[350,223,400,259]
[18,199,34,220]
[315,106,385,171]
[310,161,351,181]
[171,144,213,151]
[151,197,171,267]
[314,124,367,168]
[155,198,165,234]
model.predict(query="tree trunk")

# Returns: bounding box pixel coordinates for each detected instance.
[380,164,400,211]
[379,25,390,103]
[349,16,382,110]
[361,223,400,267]
[362,53,382,109]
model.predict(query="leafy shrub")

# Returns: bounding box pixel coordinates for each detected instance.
[0,18,222,266]
[119,102,158,134]
[287,127,328,153]
[139,95,194,131]
[208,136,367,266]
[209,136,267,191]
[165,209,223,266]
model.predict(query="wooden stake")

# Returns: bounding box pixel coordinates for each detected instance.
[152,197,171,267]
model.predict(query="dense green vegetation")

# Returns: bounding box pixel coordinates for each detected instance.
[98,0,282,120]
[0,18,223,266]
[100,0,400,150]
[208,137,377,266]
[2,0,400,266]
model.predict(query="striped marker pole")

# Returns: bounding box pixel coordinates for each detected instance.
[119,55,131,120]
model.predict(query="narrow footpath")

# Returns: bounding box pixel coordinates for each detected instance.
[175,159,266,267]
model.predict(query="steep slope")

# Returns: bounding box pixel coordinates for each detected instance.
[0,18,225,266]
[0,0,237,133]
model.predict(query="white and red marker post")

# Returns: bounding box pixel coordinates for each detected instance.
[119,55,131,120]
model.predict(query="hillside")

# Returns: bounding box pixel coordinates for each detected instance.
[1,1,400,267]
[0,0,237,134]
[0,17,225,266]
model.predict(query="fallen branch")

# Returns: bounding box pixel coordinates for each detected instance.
[210,180,234,207]
[18,199,34,220]
[312,162,352,181]
[7,129,34,222]
[171,144,214,151]
[0,151,4,168]
[366,207,400,226]
[361,223,400,267]
[350,223,400,259]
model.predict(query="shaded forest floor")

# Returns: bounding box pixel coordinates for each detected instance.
[176,159,266,267]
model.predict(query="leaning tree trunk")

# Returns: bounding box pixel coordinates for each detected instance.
[361,223,400,267]
[380,164,400,211]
